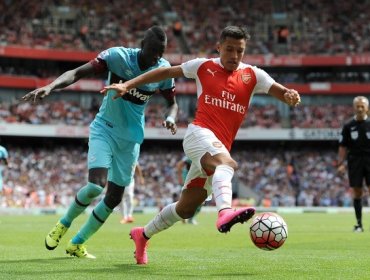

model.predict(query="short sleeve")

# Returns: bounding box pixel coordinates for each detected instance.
[251,66,275,94]
[0,147,8,159]
[180,58,208,79]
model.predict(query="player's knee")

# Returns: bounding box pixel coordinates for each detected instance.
[88,168,108,188]
[227,159,238,170]
[104,192,123,209]
[90,178,107,188]
[104,183,125,209]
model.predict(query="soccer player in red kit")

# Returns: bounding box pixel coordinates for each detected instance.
[102,26,301,264]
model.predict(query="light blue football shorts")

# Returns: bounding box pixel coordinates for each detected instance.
[87,123,140,187]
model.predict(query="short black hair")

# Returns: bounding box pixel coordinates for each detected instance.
[145,26,167,43]
[219,26,251,43]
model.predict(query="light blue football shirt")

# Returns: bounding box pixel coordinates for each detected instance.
[92,47,174,144]
[0,145,8,181]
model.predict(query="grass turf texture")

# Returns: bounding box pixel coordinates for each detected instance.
[0,212,369,280]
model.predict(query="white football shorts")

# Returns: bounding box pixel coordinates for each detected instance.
[182,124,230,196]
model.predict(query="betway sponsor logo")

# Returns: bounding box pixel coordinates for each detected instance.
[204,90,246,114]
[127,88,150,101]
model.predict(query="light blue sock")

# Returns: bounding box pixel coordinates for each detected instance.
[60,182,103,227]
[72,200,113,244]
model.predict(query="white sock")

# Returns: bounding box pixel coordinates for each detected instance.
[126,194,134,217]
[121,200,127,218]
[212,164,234,211]
[144,202,182,238]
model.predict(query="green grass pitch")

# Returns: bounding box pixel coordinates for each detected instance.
[0,212,369,280]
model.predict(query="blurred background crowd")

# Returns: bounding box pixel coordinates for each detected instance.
[0,100,355,129]
[0,0,368,54]
[0,0,369,210]
[0,143,361,209]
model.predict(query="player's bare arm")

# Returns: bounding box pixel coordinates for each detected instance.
[268,83,301,107]
[22,63,95,102]
[134,165,145,185]
[337,145,347,174]
[101,66,184,100]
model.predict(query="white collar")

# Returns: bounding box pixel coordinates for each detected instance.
[214,58,241,70]
[354,114,368,121]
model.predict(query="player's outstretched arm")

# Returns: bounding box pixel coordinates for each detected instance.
[22,63,95,102]
[101,66,184,100]
[268,83,301,107]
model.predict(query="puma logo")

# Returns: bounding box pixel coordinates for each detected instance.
[207,68,217,77]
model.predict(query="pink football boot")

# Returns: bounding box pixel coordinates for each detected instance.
[216,207,255,233]
[130,227,149,264]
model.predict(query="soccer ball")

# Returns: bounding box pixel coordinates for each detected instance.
[249,212,288,250]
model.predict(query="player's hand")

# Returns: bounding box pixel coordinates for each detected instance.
[22,86,52,102]
[162,116,177,135]
[337,163,346,175]
[100,83,129,100]
[284,89,301,107]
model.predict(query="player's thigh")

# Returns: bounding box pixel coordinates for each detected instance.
[183,126,229,172]
[200,152,237,172]
[109,141,140,187]
[88,131,112,170]
[348,156,363,187]
[183,164,212,196]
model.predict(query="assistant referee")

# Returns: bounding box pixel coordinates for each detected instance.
[338,96,370,232]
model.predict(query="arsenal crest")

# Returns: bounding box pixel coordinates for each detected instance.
[241,73,251,84]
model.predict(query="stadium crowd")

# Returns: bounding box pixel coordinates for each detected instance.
[167,0,370,55]
[0,0,368,212]
[289,104,353,129]
[0,0,368,55]
[1,64,369,83]
[0,99,355,129]
[0,145,360,209]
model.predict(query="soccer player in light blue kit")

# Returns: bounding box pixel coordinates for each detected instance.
[22,26,178,259]
[0,145,9,193]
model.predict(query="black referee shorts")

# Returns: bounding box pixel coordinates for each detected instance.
[348,155,370,187]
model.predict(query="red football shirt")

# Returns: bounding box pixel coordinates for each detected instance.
[181,58,275,150]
